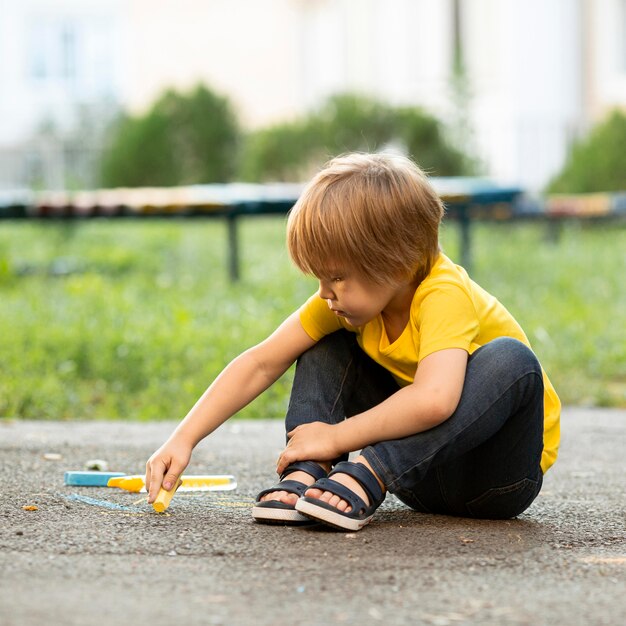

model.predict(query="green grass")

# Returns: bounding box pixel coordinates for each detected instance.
[0,218,624,420]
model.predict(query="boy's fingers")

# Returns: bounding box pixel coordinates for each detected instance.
[162,472,178,491]
[144,463,151,491]
[144,465,152,497]
[277,451,293,475]
[146,460,167,503]
[286,424,304,439]
[162,460,187,491]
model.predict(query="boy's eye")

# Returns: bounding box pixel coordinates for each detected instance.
[332,277,343,283]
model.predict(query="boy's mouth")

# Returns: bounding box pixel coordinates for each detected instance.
[327,299,345,316]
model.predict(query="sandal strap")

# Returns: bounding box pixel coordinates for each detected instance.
[329,461,384,507]
[255,461,328,502]
[255,479,309,502]
[280,461,326,482]
[309,477,370,514]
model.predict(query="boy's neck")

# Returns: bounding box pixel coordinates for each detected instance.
[381,278,420,342]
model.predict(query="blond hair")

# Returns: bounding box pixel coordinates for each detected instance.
[287,152,444,284]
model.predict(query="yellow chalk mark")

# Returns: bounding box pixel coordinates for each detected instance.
[580,556,626,565]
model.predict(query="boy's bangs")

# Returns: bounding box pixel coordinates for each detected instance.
[288,202,356,278]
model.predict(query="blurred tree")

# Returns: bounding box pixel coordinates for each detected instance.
[394,106,472,176]
[239,93,476,182]
[101,84,240,187]
[238,119,318,182]
[548,110,626,193]
[314,93,396,154]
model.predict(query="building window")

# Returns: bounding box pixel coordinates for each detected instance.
[28,19,77,82]
[29,22,52,80]
[61,23,77,81]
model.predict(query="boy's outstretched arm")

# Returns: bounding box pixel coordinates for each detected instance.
[145,312,316,503]
[277,347,468,473]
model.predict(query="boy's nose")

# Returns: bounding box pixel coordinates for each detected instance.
[318,281,334,300]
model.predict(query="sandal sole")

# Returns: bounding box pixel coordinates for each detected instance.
[295,498,373,531]
[251,505,313,525]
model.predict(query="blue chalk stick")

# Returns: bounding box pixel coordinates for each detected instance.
[64,471,126,486]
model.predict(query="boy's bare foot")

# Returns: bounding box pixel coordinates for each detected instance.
[259,464,331,507]
[253,460,331,525]
[303,456,385,513]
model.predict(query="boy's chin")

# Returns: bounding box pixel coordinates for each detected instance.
[343,314,373,327]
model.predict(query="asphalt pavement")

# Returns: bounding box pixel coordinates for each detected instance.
[0,408,624,626]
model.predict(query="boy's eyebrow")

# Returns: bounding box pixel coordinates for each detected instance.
[318,268,347,279]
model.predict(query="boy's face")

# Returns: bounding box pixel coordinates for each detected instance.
[316,268,405,327]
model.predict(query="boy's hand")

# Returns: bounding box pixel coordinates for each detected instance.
[145,439,192,504]
[277,422,341,475]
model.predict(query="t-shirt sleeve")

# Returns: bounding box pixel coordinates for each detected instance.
[416,282,480,362]
[299,293,344,341]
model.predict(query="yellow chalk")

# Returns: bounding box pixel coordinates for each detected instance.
[107,476,145,492]
[107,474,237,493]
[152,477,183,513]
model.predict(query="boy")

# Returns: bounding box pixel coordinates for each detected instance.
[145,152,560,532]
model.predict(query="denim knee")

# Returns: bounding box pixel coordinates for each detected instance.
[472,337,542,380]
[296,330,356,369]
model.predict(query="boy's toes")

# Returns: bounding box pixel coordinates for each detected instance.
[327,493,342,508]
[261,490,297,506]
[333,494,352,513]
[307,489,352,513]
[304,487,324,499]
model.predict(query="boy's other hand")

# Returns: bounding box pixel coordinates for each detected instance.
[145,439,192,504]
[278,422,340,475]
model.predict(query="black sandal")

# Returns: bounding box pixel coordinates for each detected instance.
[295,461,385,531]
[252,461,327,525]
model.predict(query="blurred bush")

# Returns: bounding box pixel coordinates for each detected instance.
[100,88,476,186]
[239,93,476,181]
[548,109,626,193]
[101,84,241,187]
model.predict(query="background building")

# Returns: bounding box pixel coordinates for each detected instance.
[1,0,625,190]
[0,0,126,188]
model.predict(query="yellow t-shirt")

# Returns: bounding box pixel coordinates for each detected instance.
[298,253,560,473]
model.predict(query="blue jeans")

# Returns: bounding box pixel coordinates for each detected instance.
[285,331,544,519]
